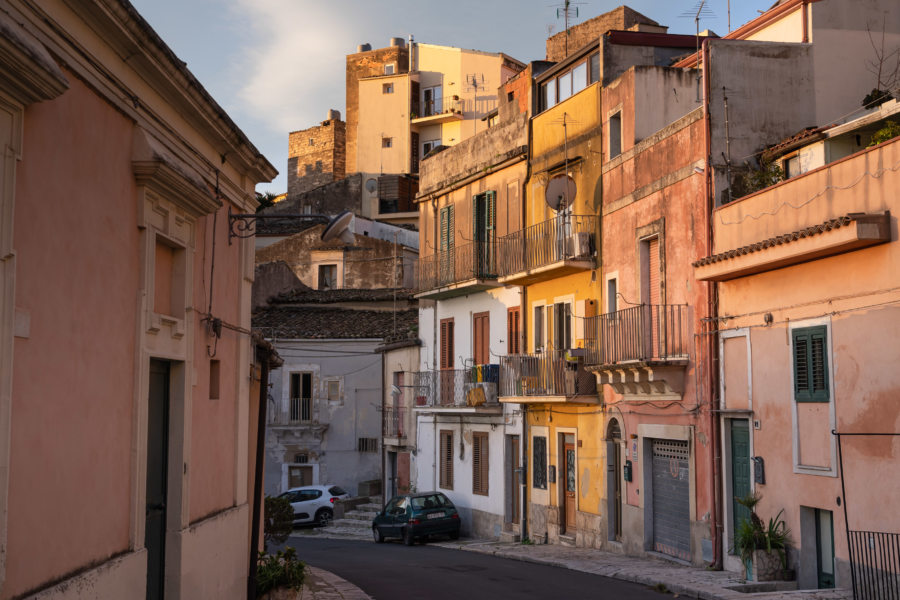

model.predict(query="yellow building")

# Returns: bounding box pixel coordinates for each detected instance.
[498,42,606,545]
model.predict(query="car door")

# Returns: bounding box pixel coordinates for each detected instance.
[296,489,321,522]
[391,498,410,534]
[379,497,401,536]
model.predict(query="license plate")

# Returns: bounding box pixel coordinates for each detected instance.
[427,512,444,519]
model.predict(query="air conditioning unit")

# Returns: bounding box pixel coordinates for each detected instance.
[566,232,592,258]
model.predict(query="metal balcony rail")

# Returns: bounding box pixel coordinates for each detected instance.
[383,406,410,438]
[583,304,689,366]
[413,365,500,407]
[268,397,320,425]
[498,215,596,277]
[500,350,597,398]
[411,95,463,119]
[849,530,900,600]
[415,241,498,292]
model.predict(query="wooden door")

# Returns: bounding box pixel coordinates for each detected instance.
[564,440,576,532]
[509,436,520,524]
[473,312,489,366]
[146,360,170,600]
[731,420,751,543]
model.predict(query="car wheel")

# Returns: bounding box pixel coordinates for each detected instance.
[373,526,384,543]
[403,527,414,546]
[315,508,333,527]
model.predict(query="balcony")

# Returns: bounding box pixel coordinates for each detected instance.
[410,95,464,127]
[415,241,503,299]
[499,350,598,404]
[267,397,328,436]
[383,406,412,447]
[412,366,502,414]
[584,304,690,400]
[498,215,596,285]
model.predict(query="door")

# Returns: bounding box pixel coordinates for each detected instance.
[816,509,835,588]
[288,465,313,488]
[507,435,521,525]
[562,436,576,533]
[730,420,752,545]
[473,192,496,277]
[146,360,170,600]
[388,451,398,499]
[607,427,623,542]
[651,439,691,561]
[641,236,661,358]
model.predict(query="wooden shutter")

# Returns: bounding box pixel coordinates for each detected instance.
[648,237,660,306]
[473,312,489,365]
[440,206,454,251]
[534,306,544,351]
[473,432,489,495]
[507,307,521,355]
[793,326,829,402]
[440,318,454,369]
[440,430,454,489]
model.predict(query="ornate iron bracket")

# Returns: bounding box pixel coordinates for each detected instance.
[227,207,329,244]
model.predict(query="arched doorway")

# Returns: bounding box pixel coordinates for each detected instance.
[606,419,623,542]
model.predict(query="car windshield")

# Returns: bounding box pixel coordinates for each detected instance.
[328,486,347,496]
[411,494,451,510]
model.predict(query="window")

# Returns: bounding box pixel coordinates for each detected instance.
[209,359,220,400]
[423,85,443,116]
[473,432,489,495]
[572,61,587,95]
[589,52,600,84]
[533,436,547,489]
[607,278,618,314]
[609,111,622,159]
[440,318,455,369]
[541,78,556,111]
[793,326,829,402]
[507,307,521,355]
[507,91,515,102]
[534,305,544,352]
[473,312,490,365]
[473,191,496,277]
[382,82,393,94]
[439,205,454,251]
[358,437,378,452]
[384,63,395,75]
[318,264,337,290]
[326,380,340,401]
[440,430,454,489]
[294,453,308,464]
[308,138,314,146]
[382,137,393,148]
[557,70,573,102]
[550,302,572,350]
[423,139,440,158]
[289,372,313,422]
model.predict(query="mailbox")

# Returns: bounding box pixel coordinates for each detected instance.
[624,460,633,482]
[753,456,765,484]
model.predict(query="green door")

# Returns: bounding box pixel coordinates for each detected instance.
[816,509,835,588]
[731,420,751,544]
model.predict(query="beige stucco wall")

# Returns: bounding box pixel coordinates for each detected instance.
[358,73,411,174]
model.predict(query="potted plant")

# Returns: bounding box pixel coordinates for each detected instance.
[733,492,792,582]
[256,547,306,599]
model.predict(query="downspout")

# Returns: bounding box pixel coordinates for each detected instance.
[248,350,269,599]
[520,89,535,543]
[380,351,386,499]
[432,197,439,374]
[702,38,723,571]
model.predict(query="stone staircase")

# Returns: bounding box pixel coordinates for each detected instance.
[330,498,382,537]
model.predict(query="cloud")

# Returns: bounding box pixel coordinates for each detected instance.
[229,0,358,134]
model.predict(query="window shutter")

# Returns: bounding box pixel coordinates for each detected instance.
[793,326,829,402]
[473,432,489,495]
[440,430,453,489]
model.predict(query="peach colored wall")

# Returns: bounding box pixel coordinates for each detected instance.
[6,75,138,598]
[722,337,749,411]
[155,241,174,316]
[189,203,240,523]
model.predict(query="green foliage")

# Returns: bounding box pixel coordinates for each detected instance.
[733,493,791,568]
[255,191,279,213]
[862,89,894,109]
[256,547,305,597]
[731,160,784,201]
[521,536,534,545]
[868,120,900,147]
[264,495,295,547]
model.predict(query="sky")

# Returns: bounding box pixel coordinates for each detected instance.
[130,0,775,194]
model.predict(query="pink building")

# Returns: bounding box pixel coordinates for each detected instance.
[0,1,276,599]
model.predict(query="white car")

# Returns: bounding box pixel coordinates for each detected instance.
[278,485,350,527]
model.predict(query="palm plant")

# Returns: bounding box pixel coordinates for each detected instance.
[733,492,791,569]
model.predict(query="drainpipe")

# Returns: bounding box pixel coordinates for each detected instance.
[380,352,386,500]
[702,38,723,571]
[248,351,269,600]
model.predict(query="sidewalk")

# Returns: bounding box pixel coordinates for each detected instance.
[301,566,372,600]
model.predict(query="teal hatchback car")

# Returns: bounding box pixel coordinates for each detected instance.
[372,492,461,545]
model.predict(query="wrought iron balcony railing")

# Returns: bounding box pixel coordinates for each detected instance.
[383,406,410,439]
[268,397,322,426]
[499,350,597,398]
[415,241,498,293]
[411,95,463,119]
[498,215,596,278]
[583,304,689,366]
[413,365,500,408]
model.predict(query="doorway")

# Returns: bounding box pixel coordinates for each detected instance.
[816,509,835,588]
[146,360,170,600]
[506,435,520,527]
[607,419,623,541]
[730,420,751,544]
[560,433,576,534]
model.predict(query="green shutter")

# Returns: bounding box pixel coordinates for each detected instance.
[793,326,829,402]
[440,206,454,251]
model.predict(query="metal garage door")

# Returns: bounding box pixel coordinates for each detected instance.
[651,439,691,561]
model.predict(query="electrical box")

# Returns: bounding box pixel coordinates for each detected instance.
[624,460,632,482]
[753,456,765,484]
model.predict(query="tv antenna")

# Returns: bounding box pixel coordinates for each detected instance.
[465,73,485,136]
[679,0,716,101]
[551,1,586,57]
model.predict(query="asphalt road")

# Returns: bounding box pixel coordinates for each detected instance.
[287,537,675,600]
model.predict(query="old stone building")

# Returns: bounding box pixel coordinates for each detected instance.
[287,110,346,198]
[545,5,667,61]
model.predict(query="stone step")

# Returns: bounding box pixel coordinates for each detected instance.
[332,518,372,530]
[498,531,520,543]
[356,502,383,512]
[343,510,378,521]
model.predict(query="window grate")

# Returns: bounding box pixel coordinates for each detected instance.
[357,438,378,453]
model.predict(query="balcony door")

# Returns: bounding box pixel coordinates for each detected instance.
[289,372,313,422]
[640,236,661,358]
[439,206,455,285]
[440,318,455,406]
[423,85,442,116]
[473,191,496,278]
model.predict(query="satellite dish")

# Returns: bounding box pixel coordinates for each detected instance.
[545,174,577,211]
[321,210,355,244]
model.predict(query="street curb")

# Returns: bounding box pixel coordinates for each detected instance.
[303,566,373,600]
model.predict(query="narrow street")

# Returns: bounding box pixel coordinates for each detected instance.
[287,537,675,600]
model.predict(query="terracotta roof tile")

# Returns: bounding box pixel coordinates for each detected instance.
[252,306,418,340]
